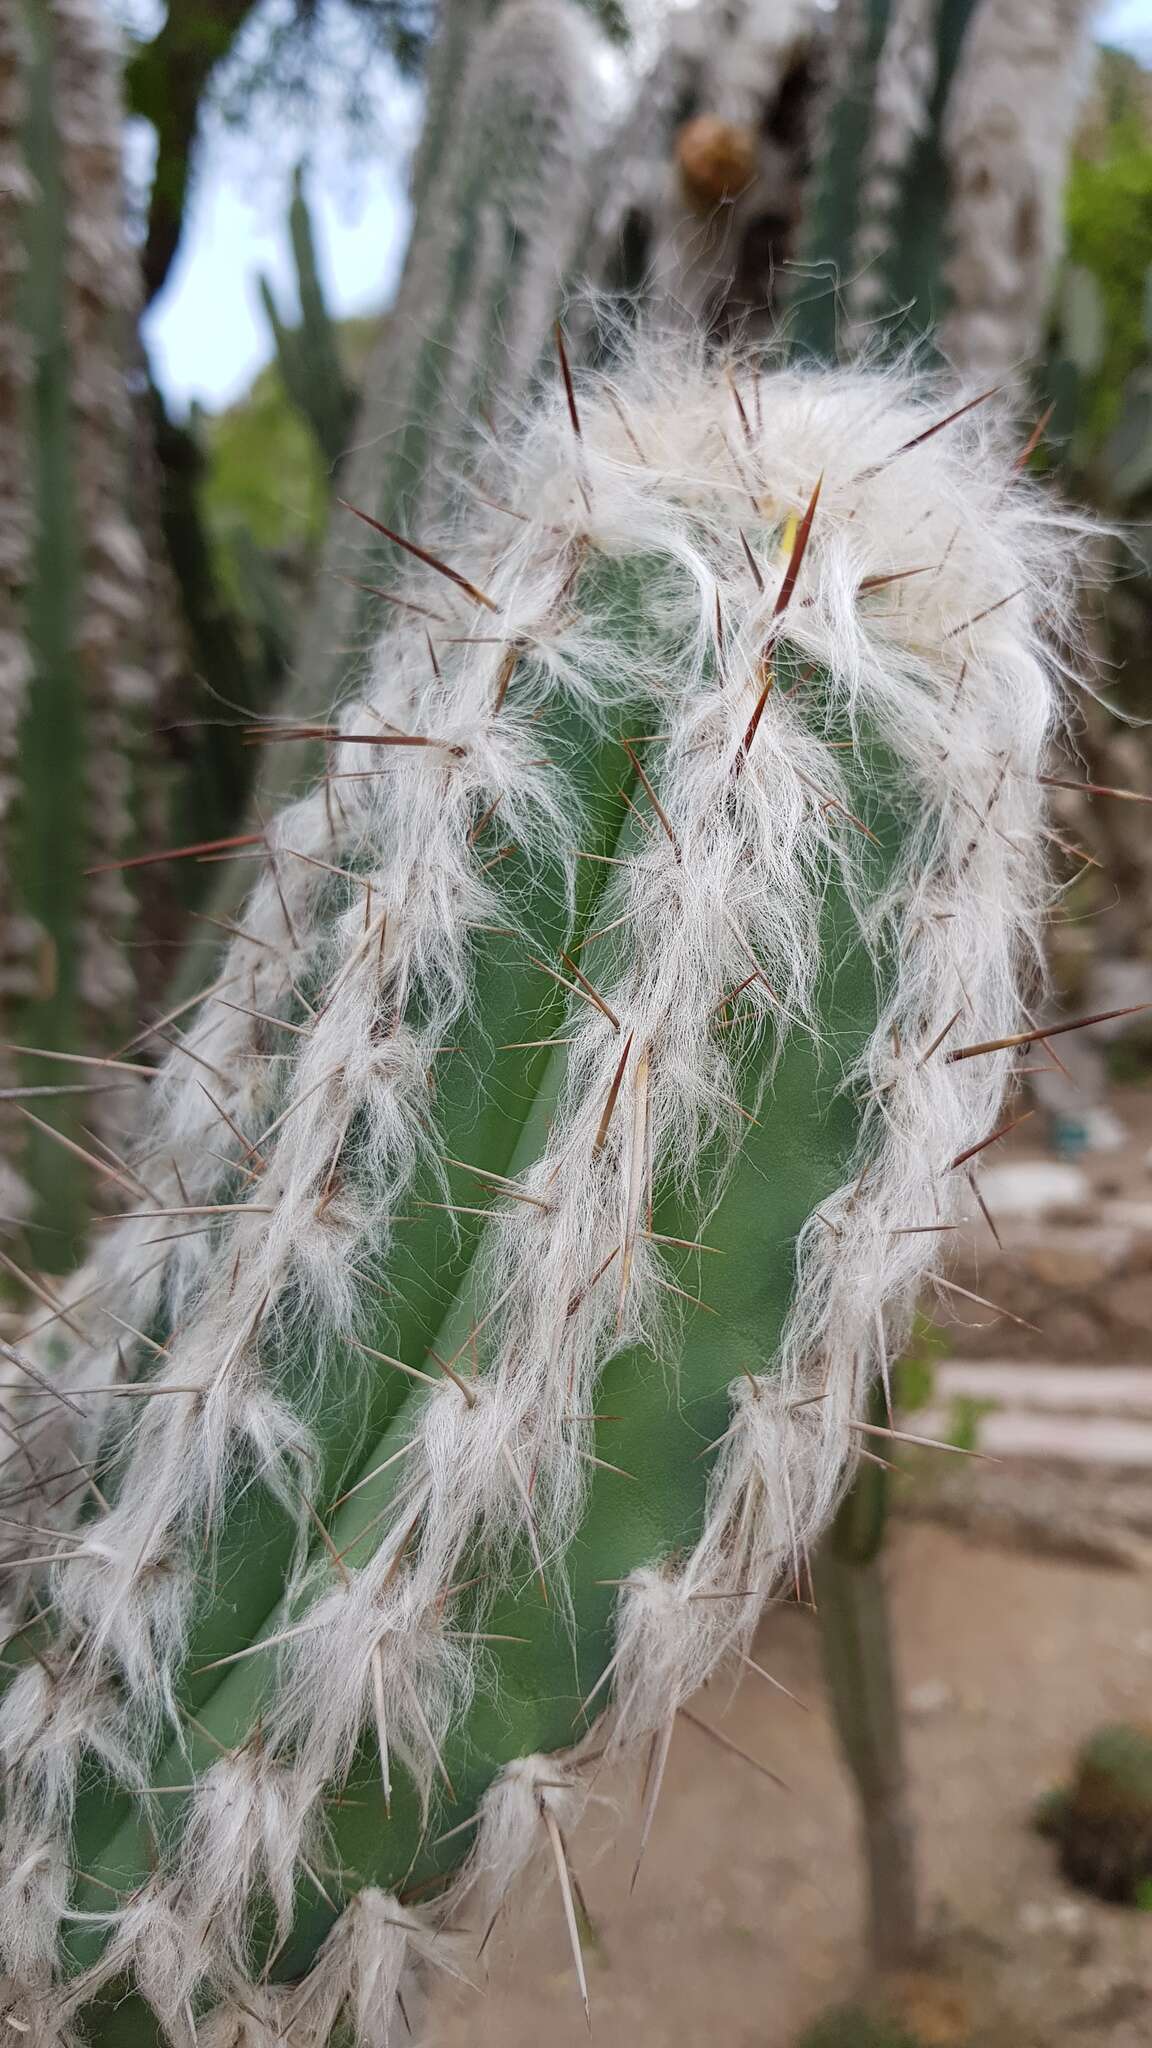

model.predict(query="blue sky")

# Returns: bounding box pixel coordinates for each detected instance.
[144,0,1152,415]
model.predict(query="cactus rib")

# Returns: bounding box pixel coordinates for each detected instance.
[0,345,1082,2044]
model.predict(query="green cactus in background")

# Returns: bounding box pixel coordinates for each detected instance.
[0,0,152,1267]
[259,167,357,475]
[791,0,1096,379]
[0,347,1075,2042]
[815,1391,920,1968]
[276,0,602,780]
[174,0,608,1006]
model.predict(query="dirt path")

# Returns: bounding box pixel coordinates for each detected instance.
[430,1526,1152,2047]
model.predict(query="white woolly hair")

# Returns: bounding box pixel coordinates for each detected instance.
[0,335,1092,2043]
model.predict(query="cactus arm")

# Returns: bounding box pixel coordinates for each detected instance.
[259,169,357,473]
[0,357,1074,2041]
[62,721,897,2048]
[69,738,891,1899]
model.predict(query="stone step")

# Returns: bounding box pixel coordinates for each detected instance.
[934,1361,1152,1413]
[916,1400,1152,1467]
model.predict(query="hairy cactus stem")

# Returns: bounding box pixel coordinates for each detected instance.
[0,341,1089,2045]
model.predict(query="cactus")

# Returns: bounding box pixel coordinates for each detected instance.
[259,167,356,475]
[0,342,1082,2042]
[778,0,1101,1972]
[791,0,1098,378]
[0,0,152,1265]
[271,0,602,794]
[1042,1723,1152,1904]
[175,0,607,1010]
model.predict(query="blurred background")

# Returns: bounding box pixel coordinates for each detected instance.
[6,0,1152,2040]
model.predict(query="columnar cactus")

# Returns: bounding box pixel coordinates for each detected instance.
[0,345,1082,2043]
[1,0,150,1260]
[283,0,602,796]
[259,167,356,475]
[792,0,1098,376]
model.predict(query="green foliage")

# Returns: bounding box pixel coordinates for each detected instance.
[797,2004,924,2048]
[944,1393,993,1455]
[202,360,328,564]
[894,1313,947,1416]
[200,316,378,596]
[1066,71,1152,438]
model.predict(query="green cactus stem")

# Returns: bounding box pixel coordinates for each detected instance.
[259,167,356,475]
[1,0,149,1267]
[0,346,1076,2044]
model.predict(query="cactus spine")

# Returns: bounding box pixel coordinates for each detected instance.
[1,0,149,1263]
[0,344,1080,2042]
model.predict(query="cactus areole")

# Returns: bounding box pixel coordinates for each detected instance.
[0,347,1082,2043]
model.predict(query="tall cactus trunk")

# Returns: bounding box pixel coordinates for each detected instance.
[580,0,819,348]
[0,1,36,1235]
[0,344,1084,2043]
[172,0,605,1006]
[281,0,598,752]
[1,0,152,1267]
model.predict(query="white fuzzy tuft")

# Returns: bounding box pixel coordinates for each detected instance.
[0,336,1091,2036]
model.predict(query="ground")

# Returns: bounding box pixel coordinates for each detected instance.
[428,1090,1152,2047]
[431,1528,1152,2047]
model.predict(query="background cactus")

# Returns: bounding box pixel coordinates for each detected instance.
[577,0,819,347]
[769,0,1100,1974]
[791,0,1098,375]
[0,345,1081,2042]
[281,0,603,781]
[1041,1723,1152,1905]
[170,0,612,1010]
[0,0,155,1264]
[259,168,357,476]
